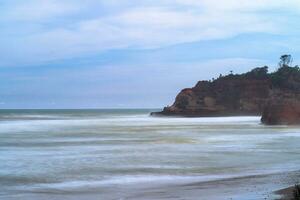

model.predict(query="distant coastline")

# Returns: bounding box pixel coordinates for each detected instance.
[153,55,300,125]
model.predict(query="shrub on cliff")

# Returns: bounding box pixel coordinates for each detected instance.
[215,66,269,81]
[270,65,300,90]
[244,66,268,79]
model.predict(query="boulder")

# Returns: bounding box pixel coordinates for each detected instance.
[261,92,300,125]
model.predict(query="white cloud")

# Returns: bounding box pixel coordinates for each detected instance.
[108,7,276,46]
[174,0,300,12]
[1,0,300,66]
[2,0,80,22]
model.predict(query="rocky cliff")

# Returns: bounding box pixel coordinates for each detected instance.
[261,66,300,125]
[261,91,300,125]
[153,67,271,117]
[153,65,300,125]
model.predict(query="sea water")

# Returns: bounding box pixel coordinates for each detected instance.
[1,109,300,199]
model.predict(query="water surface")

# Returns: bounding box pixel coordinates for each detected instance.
[1,109,300,199]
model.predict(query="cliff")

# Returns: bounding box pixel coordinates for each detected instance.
[261,66,300,125]
[152,65,300,124]
[153,66,271,117]
[261,92,300,125]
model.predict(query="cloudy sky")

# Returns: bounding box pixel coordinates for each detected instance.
[1,0,300,108]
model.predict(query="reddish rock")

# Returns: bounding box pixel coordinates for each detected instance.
[153,70,271,117]
[261,92,300,125]
[152,65,300,125]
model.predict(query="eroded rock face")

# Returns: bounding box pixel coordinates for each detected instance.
[261,92,300,125]
[152,66,300,125]
[153,77,270,117]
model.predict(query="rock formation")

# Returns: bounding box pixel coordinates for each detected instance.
[152,64,300,125]
[261,65,300,125]
[261,92,300,125]
[153,66,271,117]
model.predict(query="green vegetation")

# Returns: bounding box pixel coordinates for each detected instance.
[214,55,300,90]
[279,54,293,68]
[270,65,300,89]
[215,65,269,81]
[245,66,269,79]
[215,66,269,81]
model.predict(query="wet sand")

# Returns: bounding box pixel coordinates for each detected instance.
[2,170,300,200]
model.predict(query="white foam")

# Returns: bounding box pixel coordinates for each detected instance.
[31,167,300,191]
[0,115,262,134]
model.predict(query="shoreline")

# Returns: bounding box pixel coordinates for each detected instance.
[3,170,300,200]
[150,111,261,118]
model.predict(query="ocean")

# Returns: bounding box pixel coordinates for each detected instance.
[1,109,300,200]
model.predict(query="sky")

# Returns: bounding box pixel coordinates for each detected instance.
[1,0,300,108]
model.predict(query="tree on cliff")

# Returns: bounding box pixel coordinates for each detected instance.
[271,56,300,89]
[279,54,293,68]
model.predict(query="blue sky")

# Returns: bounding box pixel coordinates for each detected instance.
[1,0,300,108]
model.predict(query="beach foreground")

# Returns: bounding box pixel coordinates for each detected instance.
[2,170,300,200]
[1,109,300,200]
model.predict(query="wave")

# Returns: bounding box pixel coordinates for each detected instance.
[16,167,300,193]
[0,114,263,134]
[1,109,300,199]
